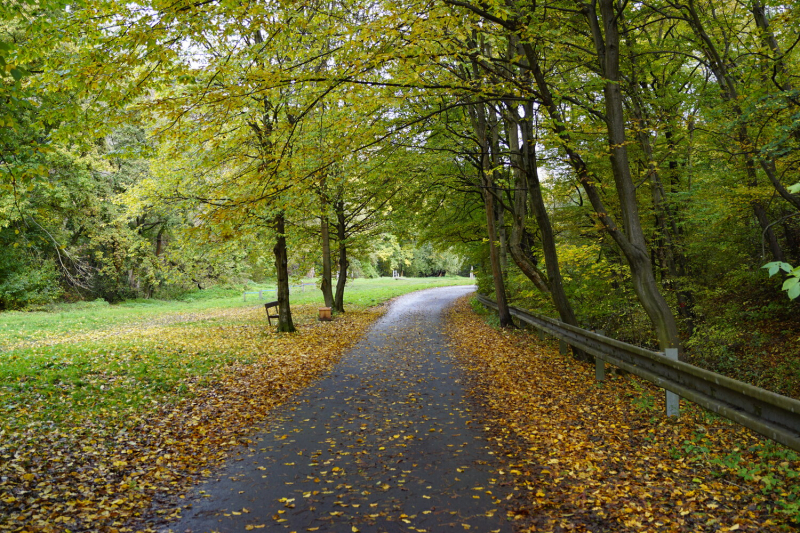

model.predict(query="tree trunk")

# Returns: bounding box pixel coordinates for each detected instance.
[755,202,786,262]
[320,191,334,308]
[489,113,509,276]
[333,200,348,313]
[623,54,697,332]
[496,199,508,275]
[588,0,680,352]
[503,106,551,295]
[273,212,296,333]
[155,226,165,257]
[146,225,166,299]
[737,128,786,262]
[665,127,697,331]
[474,101,513,327]
[518,10,680,351]
[518,105,590,359]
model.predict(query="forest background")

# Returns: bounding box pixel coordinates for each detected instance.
[2,0,800,395]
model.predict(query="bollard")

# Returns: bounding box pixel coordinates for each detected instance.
[243,293,246,302]
[258,290,263,299]
[665,348,680,418]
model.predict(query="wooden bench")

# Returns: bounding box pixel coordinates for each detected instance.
[264,301,279,326]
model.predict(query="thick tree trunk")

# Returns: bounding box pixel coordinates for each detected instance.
[333,200,348,313]
[519,107,590,358]
[519,11,680,351]
[320,192,334,308]
[482,182,513,327]
[273,212,296,333]
[503,108,551,296]
[506,165,551,297]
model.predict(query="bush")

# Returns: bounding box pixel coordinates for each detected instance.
[0,247,63,310]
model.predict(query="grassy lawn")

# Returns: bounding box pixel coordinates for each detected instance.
[0,276,472,349]
[0,276,473,427]
[0,276,473,531]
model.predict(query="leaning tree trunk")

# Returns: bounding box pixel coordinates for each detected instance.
[273,212,296,333]
[501,104,552,296]
[589,0,680,352]
[625,64,698,332]
[474,101,513,327]
[517,104,589,361]
[333,200,348,313]
[319,190,334,308]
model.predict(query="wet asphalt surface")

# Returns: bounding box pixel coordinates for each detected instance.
[169,286,514,533]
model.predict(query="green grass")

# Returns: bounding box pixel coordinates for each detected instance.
[0,277,473,429]
[0,276,473,348]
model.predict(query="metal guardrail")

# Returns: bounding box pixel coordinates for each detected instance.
[476,294,800,453]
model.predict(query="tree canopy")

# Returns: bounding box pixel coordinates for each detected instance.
[3,0,800,361]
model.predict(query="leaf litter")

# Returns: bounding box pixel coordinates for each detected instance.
[0,304,380,532]
[447,296,797,532]
[5,291,797,532]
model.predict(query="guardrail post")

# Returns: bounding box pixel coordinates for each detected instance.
[665,348,680,418]
[595,358,605,381]
[595,330,605,381]
[243,292,246,302]
[559,340,568,355]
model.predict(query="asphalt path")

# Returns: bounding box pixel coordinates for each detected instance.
[169,285,514,533]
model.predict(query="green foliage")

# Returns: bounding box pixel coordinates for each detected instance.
[0,235,62,309]
[681,431,800,523]
[764,261,800,300]
[405,242,465,277]
[629,381,657,414]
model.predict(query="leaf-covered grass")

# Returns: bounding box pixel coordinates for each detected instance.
[450,296,799,532]
[0,276,471,349]
[0,278,471,532]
